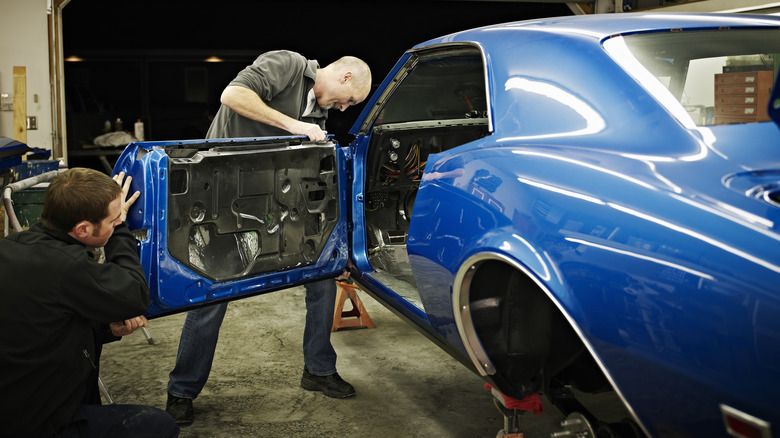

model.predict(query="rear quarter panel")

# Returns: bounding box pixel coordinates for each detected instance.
[407,140,780,436]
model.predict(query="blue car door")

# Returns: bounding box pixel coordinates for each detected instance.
[113,136,350,317]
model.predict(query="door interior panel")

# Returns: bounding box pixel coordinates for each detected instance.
[165,142,339,282]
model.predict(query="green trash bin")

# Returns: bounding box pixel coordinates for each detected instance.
[10,187,47,229]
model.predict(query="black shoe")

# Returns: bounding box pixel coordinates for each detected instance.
[166,392,194,425]
[301,368,356,398]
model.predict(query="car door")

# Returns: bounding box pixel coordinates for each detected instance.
[114,136,349,317]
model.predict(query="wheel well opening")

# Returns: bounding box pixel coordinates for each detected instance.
[468,259,609,399]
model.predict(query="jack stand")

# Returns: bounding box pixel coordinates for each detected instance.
[332,281,375,332]
[486,383,543,438]
[493,397,524,438]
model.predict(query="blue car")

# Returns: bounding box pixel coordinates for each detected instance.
[115,12,780,438]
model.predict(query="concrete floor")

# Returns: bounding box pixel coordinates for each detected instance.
[100,285,572,438]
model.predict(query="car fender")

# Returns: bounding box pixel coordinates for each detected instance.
[407,146,587,350]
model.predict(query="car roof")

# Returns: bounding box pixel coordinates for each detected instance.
[352,12,780,145]
[417,12,780,47]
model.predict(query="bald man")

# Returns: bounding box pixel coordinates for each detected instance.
[166,50,371,425]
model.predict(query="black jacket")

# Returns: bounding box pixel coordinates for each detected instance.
[0,222,150,437]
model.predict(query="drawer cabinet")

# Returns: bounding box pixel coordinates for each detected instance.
[714,70,774,124]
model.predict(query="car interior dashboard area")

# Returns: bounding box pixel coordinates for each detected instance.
[361,48,492,310]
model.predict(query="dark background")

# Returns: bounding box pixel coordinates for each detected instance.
[62,0,571,168]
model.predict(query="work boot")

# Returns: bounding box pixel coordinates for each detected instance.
[166,392,194,425]
[301,368,356,398]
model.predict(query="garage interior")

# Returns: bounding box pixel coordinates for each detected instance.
[2,1,780,437]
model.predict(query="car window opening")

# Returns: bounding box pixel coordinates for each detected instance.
[617,29,780,126]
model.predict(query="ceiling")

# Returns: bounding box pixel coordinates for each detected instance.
[60,0,780,99]
[61,1,573,75]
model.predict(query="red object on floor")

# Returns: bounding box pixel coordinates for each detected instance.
[485,383,544,417]
[332,281,375,332]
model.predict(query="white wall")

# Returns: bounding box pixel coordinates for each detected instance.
[0,0,53,150]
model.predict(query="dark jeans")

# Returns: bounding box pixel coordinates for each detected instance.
[168,279,338,399]
[57,403,179,437]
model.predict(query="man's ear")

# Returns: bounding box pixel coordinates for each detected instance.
[70,221,93,240]
[341,71,353,84]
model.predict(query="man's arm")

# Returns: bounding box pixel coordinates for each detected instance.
[221,85,327,141]
[64,173,150,322]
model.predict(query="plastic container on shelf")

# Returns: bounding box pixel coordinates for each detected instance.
[134,119,144,141]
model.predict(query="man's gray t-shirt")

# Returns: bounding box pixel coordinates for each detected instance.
[206,50,328,140]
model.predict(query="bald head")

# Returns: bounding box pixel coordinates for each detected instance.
[314,56,372,111]
[329,56,372,98]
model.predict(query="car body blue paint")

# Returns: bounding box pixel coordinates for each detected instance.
[116,13,780,437]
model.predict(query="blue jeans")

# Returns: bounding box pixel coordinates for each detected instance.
[167,279,338,399]
[57,403,179,437]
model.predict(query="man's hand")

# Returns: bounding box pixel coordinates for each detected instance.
[335,260,353,281]
[113,171,141,222]
[291,121,327,142]
[110,315,148,337]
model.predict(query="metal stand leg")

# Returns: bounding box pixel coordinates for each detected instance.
[96,326,153,405]
[98,375,115,405]
[141,326,154,344]
[494,398,525,438]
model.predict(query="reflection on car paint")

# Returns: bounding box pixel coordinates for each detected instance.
[117,14,780,438]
